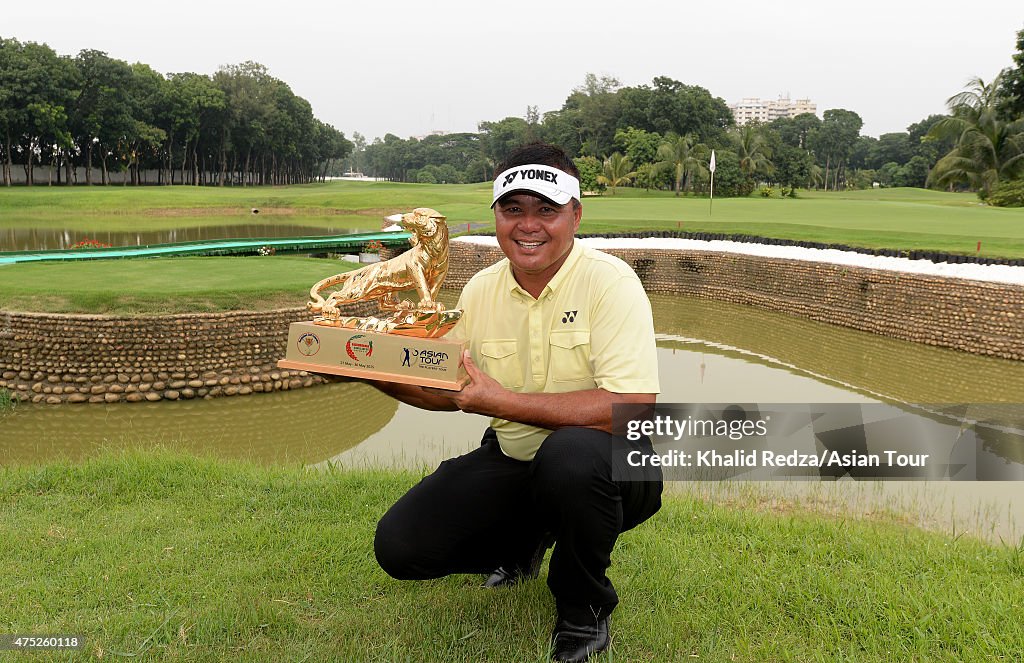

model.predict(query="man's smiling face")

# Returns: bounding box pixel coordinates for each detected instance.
[493,193,581,289]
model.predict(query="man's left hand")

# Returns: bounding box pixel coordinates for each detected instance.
[424,350,506,417]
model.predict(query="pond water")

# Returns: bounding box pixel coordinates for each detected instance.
[0,220,491,252]
[2,293,1023,541]
[0,223,372,252]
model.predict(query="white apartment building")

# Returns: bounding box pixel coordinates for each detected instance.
[730,95,817,125]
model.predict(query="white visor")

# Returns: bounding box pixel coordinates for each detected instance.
[491,164,581,207]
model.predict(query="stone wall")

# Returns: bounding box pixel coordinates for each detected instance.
[0,302,373,404]
[2,243,1021,405]
[446,242,1024,361]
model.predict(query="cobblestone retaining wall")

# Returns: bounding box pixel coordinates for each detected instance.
[0,302,373,404]
[446,243,1024,361]
[2,244,1021,405]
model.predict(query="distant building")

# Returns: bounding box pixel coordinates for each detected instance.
[730,95,817,125]
[411,130,449,141]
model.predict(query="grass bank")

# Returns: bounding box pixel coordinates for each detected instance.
[0,256,355,314]
[3,183,1024,257]
[575,187,1024,258]
[1,450,1021,661]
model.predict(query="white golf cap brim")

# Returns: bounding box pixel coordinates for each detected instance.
[491,164,581,207]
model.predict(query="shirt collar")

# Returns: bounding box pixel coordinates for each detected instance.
[504,240,583,300]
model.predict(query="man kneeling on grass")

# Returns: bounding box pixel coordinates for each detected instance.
[368,143,663,663]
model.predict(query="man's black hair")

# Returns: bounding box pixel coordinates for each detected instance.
[495,142,580,179]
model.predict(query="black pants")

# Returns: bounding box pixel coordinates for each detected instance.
[374,427,663,623]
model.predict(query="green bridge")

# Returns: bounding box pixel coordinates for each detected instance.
[0,232,413,265]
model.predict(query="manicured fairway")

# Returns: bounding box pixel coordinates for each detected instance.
[1,451,1021,661]
[575,187,1024,258]
[2,183,1023,256]
[0,256,355,314]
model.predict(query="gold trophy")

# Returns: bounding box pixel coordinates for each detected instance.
[277,208,468,390]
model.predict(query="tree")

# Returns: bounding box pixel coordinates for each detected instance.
[478,116,531,166]
[769,113,821,150]
[164,72,226,185]
[906,114,954,164]
[704,149,745,197]
[26,44,77,186]
[0,38,14,185]
[545,74,621,158]
[867,133,913,170]
[613,126,661,166]
[120,63,168,185]
[808,109,862,190]
[0,40,77,186]
[731,124,774,192]
[928,74,1024,197]
[573,156,603,193]
[772,144,814,190]
[596,152,636,195]
[655,132,708,196]
[766,115,818,191]
[347,131,367,174]
[214,61,274,185]
[616,77,733,147]
[72,50,135,184]
[893,156,931,188]
[998,26,1024,119]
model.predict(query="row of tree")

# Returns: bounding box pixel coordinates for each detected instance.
[346,27,1024,203]
[344,73,943,196]
[3,28,1022,198]
[0,38,353,186]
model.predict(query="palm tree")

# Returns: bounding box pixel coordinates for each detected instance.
[656,132,708,196]
[808,163,824,190]
[927,74,1024,198]
[732,124,774,184]
[597,152,636,195]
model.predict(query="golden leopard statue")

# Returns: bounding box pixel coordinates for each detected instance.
[307,208,461,338]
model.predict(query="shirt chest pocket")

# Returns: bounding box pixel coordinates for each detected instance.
[549,329,592,383]
[479,339,523,389]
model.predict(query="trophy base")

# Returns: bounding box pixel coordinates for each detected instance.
[278,321,468,391]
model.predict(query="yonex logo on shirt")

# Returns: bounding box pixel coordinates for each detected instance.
[562,310,578,323]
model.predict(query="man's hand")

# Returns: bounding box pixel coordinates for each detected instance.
[424,350,508,417]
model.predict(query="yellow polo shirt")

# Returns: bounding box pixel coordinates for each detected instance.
[450,241,659,461]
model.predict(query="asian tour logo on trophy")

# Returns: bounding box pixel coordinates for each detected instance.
[277,208,468,390]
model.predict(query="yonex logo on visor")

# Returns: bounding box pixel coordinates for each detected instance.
[492,164,581,207]
[501,169,559,187]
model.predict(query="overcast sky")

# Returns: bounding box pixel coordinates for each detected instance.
[5,1,1022,141]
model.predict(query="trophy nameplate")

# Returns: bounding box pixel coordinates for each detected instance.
[278,321,467,390]
[277,207,468,390]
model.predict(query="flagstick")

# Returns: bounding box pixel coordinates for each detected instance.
[708,149,716,217]
[709,170,715,216]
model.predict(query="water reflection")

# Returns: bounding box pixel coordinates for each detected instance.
[1,218,494,252]
[0,222,378,252]
[0,382,396,465]
[649,293,1024,404]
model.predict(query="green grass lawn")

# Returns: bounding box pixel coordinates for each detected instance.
[1,184,1022,315]
[0,256,355,314]
[2,183,1023,256]
[574,187,1024,257]
[1,450,1021,661]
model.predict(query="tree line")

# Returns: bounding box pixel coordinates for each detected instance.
[0,38,353,186]
[343,72,948,197]
[4,30,1022,202]
[345,28,1024,204]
